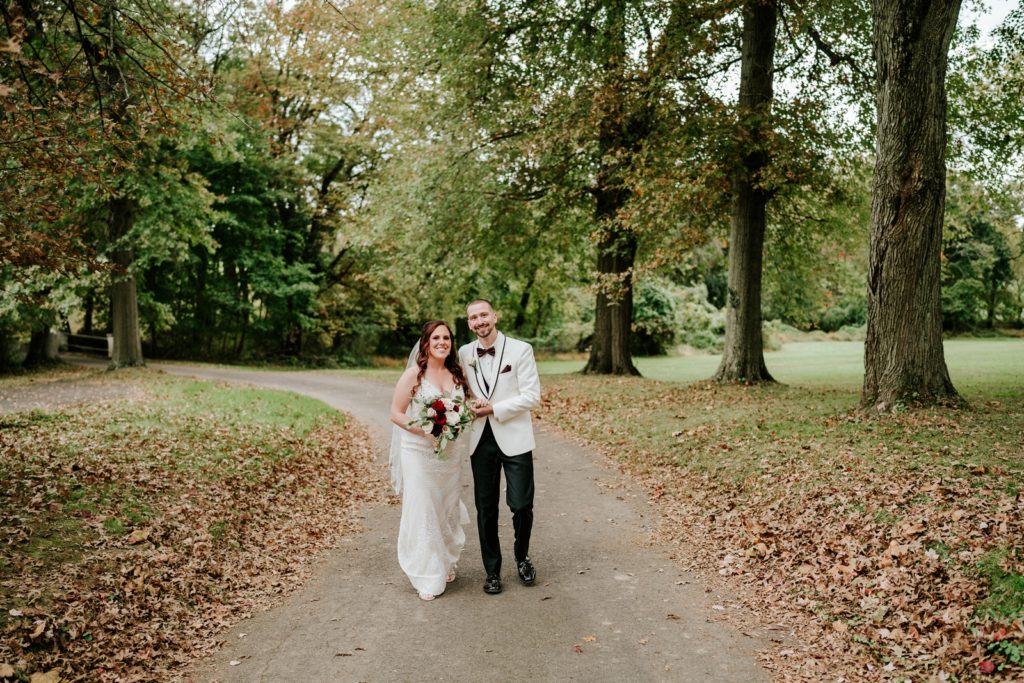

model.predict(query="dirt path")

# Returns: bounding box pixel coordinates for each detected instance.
[47,358,771,682]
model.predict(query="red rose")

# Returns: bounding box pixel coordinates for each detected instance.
[434,414,447,425]
[979,660,996,674]
[432,399,446,411]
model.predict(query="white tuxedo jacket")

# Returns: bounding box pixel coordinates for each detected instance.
[459,332,541,456]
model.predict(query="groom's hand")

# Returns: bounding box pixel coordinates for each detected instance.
[471,399,493,417]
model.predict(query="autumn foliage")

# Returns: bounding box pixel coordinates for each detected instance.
[541,376,1024,680]
[0,371,386,681]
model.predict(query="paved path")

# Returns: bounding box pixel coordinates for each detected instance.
[58,359,771,682]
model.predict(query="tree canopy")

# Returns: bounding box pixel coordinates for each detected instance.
[0,0,1021,401]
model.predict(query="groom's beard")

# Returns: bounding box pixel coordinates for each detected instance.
[473,324,494,339]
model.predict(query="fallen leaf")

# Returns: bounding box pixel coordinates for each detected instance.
[30,620,45,639]
[582,635,596,643]
[126,528,150,544]
[28,671,61,683]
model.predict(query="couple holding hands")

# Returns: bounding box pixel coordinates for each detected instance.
[388,299,541,601]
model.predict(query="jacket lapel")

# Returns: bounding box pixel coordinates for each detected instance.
[470,342,491,399]
[471,334,506,400]
[485,333,506,397]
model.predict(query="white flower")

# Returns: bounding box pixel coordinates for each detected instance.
[426,407,436,418]
[442,398,455,411]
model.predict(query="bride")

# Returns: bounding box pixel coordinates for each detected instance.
[388,320,471,601]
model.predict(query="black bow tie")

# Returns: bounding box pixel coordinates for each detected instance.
[476,346,496,357]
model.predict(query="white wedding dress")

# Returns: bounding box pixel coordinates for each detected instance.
[397,379,469,596]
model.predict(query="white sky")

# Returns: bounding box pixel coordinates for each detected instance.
[964,0,1018,41]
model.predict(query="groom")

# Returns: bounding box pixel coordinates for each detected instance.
[460,299,541,595]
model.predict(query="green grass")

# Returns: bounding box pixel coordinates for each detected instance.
[163,338,1022,394]
[537,339,1024,394]
[532,349,1022,486]
[976,549,1024,623]
[164,379,336,435]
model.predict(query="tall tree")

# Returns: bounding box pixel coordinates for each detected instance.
[386,1,722,373]
[1,0,210,368]
[861,0,962,410]
[583,0,641,375]
[222,0,391,358]
[713,0,779,383]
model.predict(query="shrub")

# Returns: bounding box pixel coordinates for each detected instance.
[816,295,867,332]
[631,278,680,355]
[676,283,724,352]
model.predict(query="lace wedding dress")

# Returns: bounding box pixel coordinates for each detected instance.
[397,378,469,596]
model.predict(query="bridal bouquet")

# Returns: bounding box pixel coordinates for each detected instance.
[409,393,475,458]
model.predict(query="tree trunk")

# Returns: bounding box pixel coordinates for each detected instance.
[235,268,250,358]
[985,277,997,329]
[23,327,58,368]
[109,196,145,368]
[583,0,640,376]
[713,0,777,384]
[862,0,961,411]
[584,225,640,375]
[0,326,19,373]
[194,249,207,354]
[513,272,535,333]
[82,290,95,335]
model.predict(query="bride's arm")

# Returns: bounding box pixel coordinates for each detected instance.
[390,367,429,437]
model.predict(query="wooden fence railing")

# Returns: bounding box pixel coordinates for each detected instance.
[64,333,112,358]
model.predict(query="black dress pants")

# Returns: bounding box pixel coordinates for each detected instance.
[471,420,534,577]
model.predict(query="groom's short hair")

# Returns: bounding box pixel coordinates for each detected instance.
[467,298,494,311]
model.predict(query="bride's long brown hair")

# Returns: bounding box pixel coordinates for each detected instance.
[411,320,471,398]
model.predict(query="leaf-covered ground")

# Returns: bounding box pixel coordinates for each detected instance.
[540,376,1024,681]
[0,369,387,682]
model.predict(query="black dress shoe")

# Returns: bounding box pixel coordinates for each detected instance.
[483,574,502,594]
[516,557,536,586]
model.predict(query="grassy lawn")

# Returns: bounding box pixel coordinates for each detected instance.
[538,338,1024,392]
[535,339,1024,680]
[0,369,384,681]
